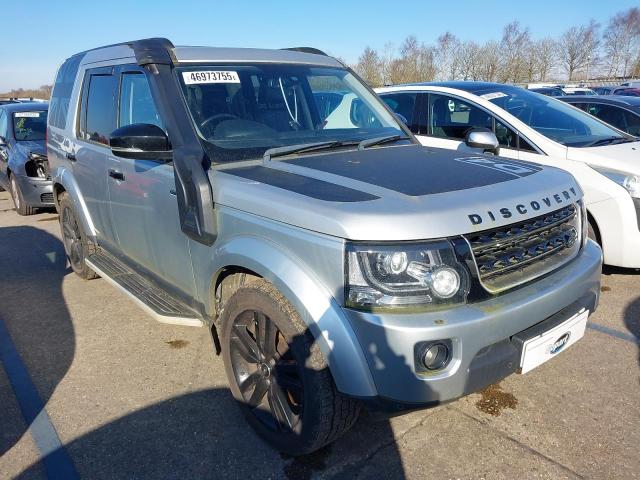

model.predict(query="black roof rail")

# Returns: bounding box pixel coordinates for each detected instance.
[282,47,329,56]
[73,38,175,65]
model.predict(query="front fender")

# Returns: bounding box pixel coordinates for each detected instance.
[210,235,377,398]
[52,166,97,237]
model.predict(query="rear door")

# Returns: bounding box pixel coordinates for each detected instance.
[74,67,120,249]
[106,65,196,297]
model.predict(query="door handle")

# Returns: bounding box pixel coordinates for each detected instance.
[66,152,76,161]
[108,169,125,181]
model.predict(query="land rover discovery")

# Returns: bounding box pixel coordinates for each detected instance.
[47,39,602,455]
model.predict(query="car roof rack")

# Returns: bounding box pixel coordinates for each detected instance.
[282,47,329,56]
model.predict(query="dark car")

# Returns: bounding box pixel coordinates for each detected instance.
[0,102,53,215]
[592,86,640,96]
[529,86,565,97]
[559,95,640,136]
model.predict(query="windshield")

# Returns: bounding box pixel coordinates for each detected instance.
[12,111,47,141]
[177,65,407,163]
[477,87,629,147]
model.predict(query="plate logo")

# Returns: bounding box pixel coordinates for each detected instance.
[550,332,571,354]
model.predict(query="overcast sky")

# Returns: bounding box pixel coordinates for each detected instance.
[1,0,637,91]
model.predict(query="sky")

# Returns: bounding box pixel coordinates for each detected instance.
[1,0,637,92]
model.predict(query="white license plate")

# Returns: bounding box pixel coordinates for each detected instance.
[519,309,589,374]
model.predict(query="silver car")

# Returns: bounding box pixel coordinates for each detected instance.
[47,39,602,455]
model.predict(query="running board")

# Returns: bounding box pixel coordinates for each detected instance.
[85,250,203,327]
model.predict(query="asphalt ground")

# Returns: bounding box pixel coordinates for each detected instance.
[0,190,638,480]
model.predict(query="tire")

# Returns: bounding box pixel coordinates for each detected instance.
[9,174,36,216]
[58,192,98,280]
[587,219,600,245]
[221,277,361,455]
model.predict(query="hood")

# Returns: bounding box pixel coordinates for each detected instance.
[211,145,582,241]
[568,140,640,175]
[14,140,46,157]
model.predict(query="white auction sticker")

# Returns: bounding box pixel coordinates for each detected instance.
[480,92,508,101]
[182,71,240,85]
[14,112,41,118]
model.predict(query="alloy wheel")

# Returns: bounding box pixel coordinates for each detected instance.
[229,310,303,432]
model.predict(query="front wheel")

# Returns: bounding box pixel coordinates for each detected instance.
[9,174,36,216]
[221,277,360,455]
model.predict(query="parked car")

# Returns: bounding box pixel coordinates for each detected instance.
[376,82,640,269]
[619,80,640,88]
[529,86,565,97]
[592,85,640,96]
[0,102,53,214]
[48,39,601,455]
[559,95,640,137]
[561,87,597,96]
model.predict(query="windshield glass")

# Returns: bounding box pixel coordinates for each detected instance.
[12,111,47,141]
[177,65,406,163]
[476,87,628,147]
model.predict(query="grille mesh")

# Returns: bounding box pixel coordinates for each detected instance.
[464,205,581,292]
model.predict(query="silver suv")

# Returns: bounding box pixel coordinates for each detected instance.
[48,38,602,455]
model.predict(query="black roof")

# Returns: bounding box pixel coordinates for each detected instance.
[0,101,48,113]
[559,95,640,111]
[400,81,525,93]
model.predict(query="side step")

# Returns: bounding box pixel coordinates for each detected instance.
[85,250,203,327]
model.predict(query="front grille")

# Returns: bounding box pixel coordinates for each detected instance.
[40,192,54,204]
[464,204,581,293]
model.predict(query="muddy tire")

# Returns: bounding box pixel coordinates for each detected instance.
[9,174,36,216]
[221,277,360,455]
[58,192,98,280]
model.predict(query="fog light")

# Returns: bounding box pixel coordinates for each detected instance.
[430,267,460,299]
[422,343,449,370]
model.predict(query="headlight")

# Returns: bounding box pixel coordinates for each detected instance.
[591,166,640,198]
[345,240,469,310]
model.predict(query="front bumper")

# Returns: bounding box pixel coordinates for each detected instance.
[14,174,54,207]
[342,240,602,408]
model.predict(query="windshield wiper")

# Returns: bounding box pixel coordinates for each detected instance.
[584,136,633,147]
[263,140,354,161]
[357,134,406,150]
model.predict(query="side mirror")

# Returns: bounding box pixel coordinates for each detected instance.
[110,123,172,161]
[465,128,500,155]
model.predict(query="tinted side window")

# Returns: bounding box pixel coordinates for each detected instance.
[428,94,492,140]
[622,109,640,136]
[119,72,163,128]
[570,102,589,112]
[81,74,117,146]
[518,135,537,152]
[0,111,7,138]
[494,119,517,149]
[587,104,627,133]
[381,93,417,132]
[49,54,82,129]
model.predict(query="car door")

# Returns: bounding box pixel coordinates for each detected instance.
[74,67,120,249]
[413,92,522,159]
[107,66,196,297]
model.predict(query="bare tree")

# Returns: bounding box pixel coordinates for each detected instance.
[499,21,532,83]
[559,20,600,80]
[434,32,461,80]
[476,41,501,82]
[534,38,559,81]
[602,8,640,77]
[456,41,481,80]
[354,47,383,87]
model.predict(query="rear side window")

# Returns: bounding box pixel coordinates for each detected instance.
[80,73,117,146]
[119,73,163,128]
[49,55,82,129]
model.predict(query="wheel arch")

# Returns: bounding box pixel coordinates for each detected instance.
[207,236,377,398]
[51,169,96,237]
